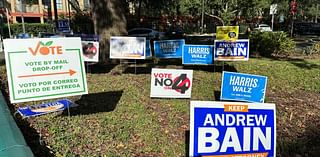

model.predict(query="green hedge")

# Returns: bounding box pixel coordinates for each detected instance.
[249,31,296,57]
[2,23,54,38]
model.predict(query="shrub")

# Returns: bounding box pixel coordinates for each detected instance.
[249,31,296,57]
[304,41,320,55]
[4,23,54,38]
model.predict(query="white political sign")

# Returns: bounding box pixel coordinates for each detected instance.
[110,36,146,59]
[4,37,88,103]
[150,68,193,98]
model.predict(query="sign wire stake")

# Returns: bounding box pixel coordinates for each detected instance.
[36,101,45,146]
[222,61,225,72]
[67,98,71,117]
[134,59,137,74]
[86,62,90,74]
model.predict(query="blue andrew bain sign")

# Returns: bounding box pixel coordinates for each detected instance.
[154,39,185,58]
[190,101,276,157]
[183,44,213,65]
[214,39,249,61]
[221,71,268,103]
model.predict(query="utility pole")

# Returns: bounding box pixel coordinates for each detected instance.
[53,0,58,31]
[5,8,11,38]
[316,4,319,23]
[19,0,26,33]
[290,0,297,37]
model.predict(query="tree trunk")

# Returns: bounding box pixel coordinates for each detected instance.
[316,4,319,23]
[138,0,142,26]
[91,0,127,63]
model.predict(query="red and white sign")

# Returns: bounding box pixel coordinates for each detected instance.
[82,41,99,62]
[150,68,193,98]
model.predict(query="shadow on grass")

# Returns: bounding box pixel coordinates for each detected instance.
[85,62,117,74]
[123,66,152,74]
[183,63,237,73]
[214,91,221,101]
[287,58,320,70]
[63,91,123,116]
[278,114,320,156]
[123,59,238,75]
[251,55,320,70]
[185,130,190,157]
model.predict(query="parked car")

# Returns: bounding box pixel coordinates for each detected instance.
[294,22,320,35]
[37,32,56,38]
[165,26,185,39]
[16,33,31,39]
[127,28,164,39]
[254,24,272,32]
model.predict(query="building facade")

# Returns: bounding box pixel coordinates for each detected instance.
[0,0,90,24]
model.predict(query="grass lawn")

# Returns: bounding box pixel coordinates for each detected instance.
[0,57,320,157]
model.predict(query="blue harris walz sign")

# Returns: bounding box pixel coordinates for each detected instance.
[154,39,185,58]
[190,101,276,157]
[221,71,268,103]
[214,39,249,61]
[183,44,213,65]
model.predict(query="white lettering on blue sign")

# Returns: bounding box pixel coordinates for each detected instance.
[221,71,268,103]
[188,47,210,58]
[198,127,271,153]
[190,101,276,156]
[216,47,247,56]
[160,42,180,54]
[183,45,213,65]
[214,39,250,61]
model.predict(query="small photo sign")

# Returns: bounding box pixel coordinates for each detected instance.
[82,41,99,62]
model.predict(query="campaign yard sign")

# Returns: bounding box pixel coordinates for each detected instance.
[221,71,268,103]
[216,26,239,41]
[4,38,88,103]
[17,99,73,118]
[57,19,70,33]
[214,39,249,61]
[154,39,185,58]
[183,44,213,65]
[190,101,276,157]
[82,41,99,62]
[74,34,100,62]
[146,40,152,58]
[110,36,146,59]
[150,68,193,98]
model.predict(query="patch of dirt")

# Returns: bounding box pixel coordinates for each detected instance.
[267,90,320,157]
